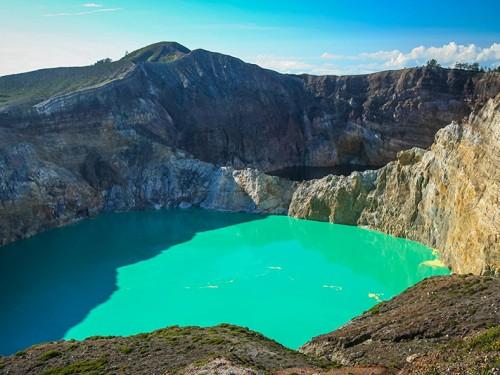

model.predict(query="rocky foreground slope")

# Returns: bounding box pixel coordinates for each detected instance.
[1,275,498,374]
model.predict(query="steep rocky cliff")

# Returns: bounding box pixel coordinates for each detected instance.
[0,138,292,246]
[289,94,500,275]
[1,42,498,171]
[0,42,499,275]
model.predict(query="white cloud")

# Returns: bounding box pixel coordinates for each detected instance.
[82,3,103,8]
[251,43,499,76]
[321,42,500,70]
[0,31,130,76]
[44,8,121,17]
[254,55,312,73]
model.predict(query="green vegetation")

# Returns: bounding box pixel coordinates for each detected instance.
[94,58,112,65]
[455,62,500,72]
[455,62,482,71]
[423,59,499,72]
[122,41,189,64]
[368,302,383,315]
[0,42,193,108]
[38,350,61,361]
[42,357,108,375]
[426,59,441,68]
[0,60,133,107]
[117,345,133,354]
[468,326,500,352]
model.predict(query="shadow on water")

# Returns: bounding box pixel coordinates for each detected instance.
[0,208,265,355]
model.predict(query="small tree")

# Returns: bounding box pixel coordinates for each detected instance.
[470,62,480,71]
[426,59,441,68]
[95,58,112,65]
[454,62,484,72]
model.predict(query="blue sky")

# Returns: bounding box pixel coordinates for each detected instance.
[1,0,499,76]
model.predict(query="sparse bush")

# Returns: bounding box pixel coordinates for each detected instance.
[39,350,61,361]
[94,58,112,65]
[454,62,483,71]
[426,59,441,68]
[42,357,108,375]
[468,326,500,352]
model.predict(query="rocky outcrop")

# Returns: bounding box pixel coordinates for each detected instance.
[289,95,500,275]
[287,171,377,225]
[202,168,295,214]
[0,138,292,246]
[300,275,500,371]
[0,324,324,375]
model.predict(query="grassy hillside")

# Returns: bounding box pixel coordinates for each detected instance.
[0,60,134,108]
[122,41,190,63]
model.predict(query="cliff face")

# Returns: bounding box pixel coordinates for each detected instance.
[0,134,292,246]
[289,95,500,275]
[1,42,498,172]
[0,42,499,274]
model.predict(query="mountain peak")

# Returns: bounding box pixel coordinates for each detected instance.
[122,42,190,63]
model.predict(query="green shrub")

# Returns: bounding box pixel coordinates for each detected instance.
[468,326,500,352]
[42,357,107,375]
[39,350,61,361]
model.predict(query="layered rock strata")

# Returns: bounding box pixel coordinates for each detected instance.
[1,42,499,172]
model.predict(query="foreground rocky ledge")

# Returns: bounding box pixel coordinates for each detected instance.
[1,275,498,374]
[301,275,500,370]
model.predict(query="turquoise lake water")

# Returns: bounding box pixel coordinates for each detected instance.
[0,209,450,355]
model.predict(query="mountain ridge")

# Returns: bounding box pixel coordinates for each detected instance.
[1,42,497,171]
